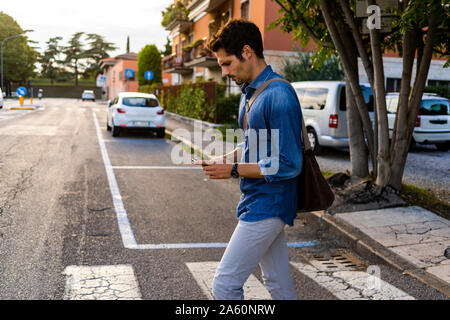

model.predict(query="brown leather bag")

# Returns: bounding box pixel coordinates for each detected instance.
[244,78,335,212]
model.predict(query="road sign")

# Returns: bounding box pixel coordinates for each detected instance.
[144,71,154,81]
[124,69,134,79]
[17,87,27,97]
[96,76,107,87]
[362,17,393,34]
[356,0,397,18]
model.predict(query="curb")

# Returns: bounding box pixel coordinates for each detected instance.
[300,210,450,298]
[166,112,223,130]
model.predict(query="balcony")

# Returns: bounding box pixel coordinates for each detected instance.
[162,1,193,33]
[184,39,218,68]
[162,54,193,75]
[187,0,228,13]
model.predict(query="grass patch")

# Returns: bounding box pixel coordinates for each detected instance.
[400,183,450,220]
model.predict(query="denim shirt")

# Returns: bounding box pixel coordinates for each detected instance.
[236,65,303,226]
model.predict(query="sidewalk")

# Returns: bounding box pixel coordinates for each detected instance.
[165,112,450,297]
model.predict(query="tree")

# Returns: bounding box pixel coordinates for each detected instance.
[161,37,172,57]
[272,0,449,191]
[137,44,162,86]
[0,12,38,91]
[39,36,63,84]
[83,33,117,79]
[63,32,88,86]
[282,50,344,82]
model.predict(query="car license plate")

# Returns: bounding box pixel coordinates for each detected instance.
[135,121,148,127]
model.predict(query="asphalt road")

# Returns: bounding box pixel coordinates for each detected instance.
[0,98,447,300]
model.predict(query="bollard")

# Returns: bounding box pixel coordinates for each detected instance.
[19,96,24,106]
[30,97,33,104]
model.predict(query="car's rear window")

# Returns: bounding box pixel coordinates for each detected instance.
[420,99,449,116]
[122,97,159,107]
[296,88,328,110]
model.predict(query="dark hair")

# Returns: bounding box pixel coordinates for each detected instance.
[207,19,264,60]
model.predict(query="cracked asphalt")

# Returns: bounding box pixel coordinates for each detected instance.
[0,98,447,300]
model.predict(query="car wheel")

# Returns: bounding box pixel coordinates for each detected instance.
[157,128,165,138]
[307,127,322,155]
[112,124,120,137]
[435,142,449,152]
[409,137,416,152]
[106,121,112,131]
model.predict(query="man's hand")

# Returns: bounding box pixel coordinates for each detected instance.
[193,160,233,179]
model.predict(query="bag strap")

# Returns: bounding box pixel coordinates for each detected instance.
[242,78,311,151]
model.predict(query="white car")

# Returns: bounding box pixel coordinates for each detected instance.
[107,92,166,138]
[81,90,95,101]
[386,92,450,151]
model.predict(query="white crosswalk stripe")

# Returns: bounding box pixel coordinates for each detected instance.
[290,261,415,300]
[186,261,272,300]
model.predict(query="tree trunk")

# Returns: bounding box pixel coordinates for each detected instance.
[368,1,391,187]
[319,0,376,170]
[390,28,417,161]
[341,25,369,178]
[390,5,440,190]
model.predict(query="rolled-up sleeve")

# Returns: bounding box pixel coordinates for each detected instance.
[258,84,303,183]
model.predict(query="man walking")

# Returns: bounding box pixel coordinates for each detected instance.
[195,19,303,300]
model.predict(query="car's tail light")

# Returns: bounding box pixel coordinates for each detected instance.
[157,108,165,115]
[117,108,126,114]
[329,114,338,128]
[415,109,421,127]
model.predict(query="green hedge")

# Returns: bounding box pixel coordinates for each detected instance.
[424,85,450,99]
[155,82,242,125]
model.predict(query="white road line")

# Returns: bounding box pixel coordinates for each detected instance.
[93,112,139,249]
[63,265,142,300]
[112,166,202,170]
[186,261,272,300]
[290,262,415,300]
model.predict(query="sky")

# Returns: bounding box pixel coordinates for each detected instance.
[1,0,173,56]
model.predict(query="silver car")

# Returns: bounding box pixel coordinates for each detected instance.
[81,90,95,101]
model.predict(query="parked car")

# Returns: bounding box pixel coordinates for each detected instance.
[386,92,450,151]
[107,92,165,138]
[291,81,374,154]
[0,88,3,108]
[10,92,19,99]
[81,90,95,101]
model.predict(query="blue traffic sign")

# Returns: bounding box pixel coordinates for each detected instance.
[17,87,27,97]
[144,71,154,81]
[124,69,134,78]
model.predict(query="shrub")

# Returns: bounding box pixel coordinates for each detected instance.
[424,86,450,99]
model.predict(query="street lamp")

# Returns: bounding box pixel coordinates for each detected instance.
[1,32,27,92]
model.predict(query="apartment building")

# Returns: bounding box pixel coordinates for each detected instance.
[161,0,449,92]
[99,52,139,100]
[161,0,312,90]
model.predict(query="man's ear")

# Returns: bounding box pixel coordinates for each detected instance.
[241,45,253,60]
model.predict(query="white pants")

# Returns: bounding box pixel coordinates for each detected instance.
[213,218,297,300]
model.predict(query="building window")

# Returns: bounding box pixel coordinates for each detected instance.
[428,80,450,87]
[387,78,401,92]
[209,20,217,38]
[222,10,230,26]
[119,71,123,81]
[241,0,250,20]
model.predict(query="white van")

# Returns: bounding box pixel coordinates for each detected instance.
[386,92,450,151]
[291,81,374,153]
